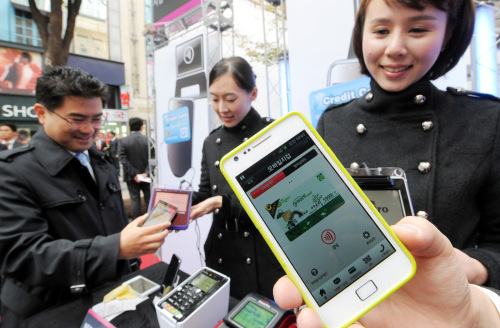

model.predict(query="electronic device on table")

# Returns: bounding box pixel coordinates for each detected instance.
[155,267,230,328]
[216,292,296,328]
[349,167,414,226]
[122,275,161,297]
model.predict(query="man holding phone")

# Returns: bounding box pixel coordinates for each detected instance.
[0,67,170,327]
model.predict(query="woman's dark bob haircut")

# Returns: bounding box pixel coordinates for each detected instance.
[352,0,475,80]
[209,56,256,93]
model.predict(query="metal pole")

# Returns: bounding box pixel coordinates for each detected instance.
[261,0,272,117]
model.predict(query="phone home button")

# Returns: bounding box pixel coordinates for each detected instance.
[356,280,378,301]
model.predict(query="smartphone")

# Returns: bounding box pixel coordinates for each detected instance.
[148,188,193,230]
[142,199,178,228]
[162,254,182,295]
[220,112,416,327]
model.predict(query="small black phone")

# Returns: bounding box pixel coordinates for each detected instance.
[162,254,182,295]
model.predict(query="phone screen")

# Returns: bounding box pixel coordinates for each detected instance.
[151,190,191,227]
[235,131,396,306]
[142,200,178,228]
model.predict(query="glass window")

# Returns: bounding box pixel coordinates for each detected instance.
[14,9,42,47]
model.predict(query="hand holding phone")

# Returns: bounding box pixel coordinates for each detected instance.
[274,216,498,328]
[220,112,416,327]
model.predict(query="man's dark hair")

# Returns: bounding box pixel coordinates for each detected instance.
[35,66,108,111]
[18,129,28,138]
[110,131,116,137]
[129,117,144,132]
[0,123,17,132]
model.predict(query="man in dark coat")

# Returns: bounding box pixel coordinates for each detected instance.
[108,131,120,176]
[0,123,24,149]
[0,67,170,327]
[119,117,154,218]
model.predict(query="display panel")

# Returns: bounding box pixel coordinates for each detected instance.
[191,273,217,293]
[142,200,178,228]
[150,189,191,227]
[129,277,158,294]
[363,190,405,226]
[232,301,275,328]
[236,131,396,306]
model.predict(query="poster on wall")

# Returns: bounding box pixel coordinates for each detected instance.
[0,47,42,95]
[154,30,219,275]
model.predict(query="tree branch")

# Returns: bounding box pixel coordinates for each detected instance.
[63,0,82,51]
[28,0,49,45]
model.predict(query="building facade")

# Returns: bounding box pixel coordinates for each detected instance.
[0,0,153,142]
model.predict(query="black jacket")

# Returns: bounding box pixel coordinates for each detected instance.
[118,131,153,182]
[317,79,500,288]
[192,108,285,299]
[0,129,133,325]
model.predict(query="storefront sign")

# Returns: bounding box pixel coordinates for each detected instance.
[102,109,128,122]
[0,94,37,121]
[119,85,133,109]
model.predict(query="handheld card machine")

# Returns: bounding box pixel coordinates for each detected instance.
[216,292,296,328]
[349,167,414,226]
[155,267,230,328]
[149,188,193,230]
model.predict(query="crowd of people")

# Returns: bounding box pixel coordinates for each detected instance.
[1,0,500,326]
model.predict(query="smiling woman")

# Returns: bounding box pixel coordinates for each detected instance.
[318,0,500,290]
[189,56,285,300]
[274,0,500,326]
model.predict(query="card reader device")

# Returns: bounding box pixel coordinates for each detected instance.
[348,167,414,225]
[155,267,230,328]
[216,292,296,328]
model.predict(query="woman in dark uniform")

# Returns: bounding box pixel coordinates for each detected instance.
[316,0,500,288]
[273,1,500,327]
[190,56,284,299]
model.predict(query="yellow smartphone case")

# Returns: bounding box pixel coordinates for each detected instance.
[220,111,416,327]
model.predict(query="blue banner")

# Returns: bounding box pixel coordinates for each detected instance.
[309,77,371,128]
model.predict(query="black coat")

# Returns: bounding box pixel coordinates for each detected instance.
[192,108,285,299]
[0,129,133,324]
[118,131,153,182]
[317,79,500,288]
[109,137,119,157]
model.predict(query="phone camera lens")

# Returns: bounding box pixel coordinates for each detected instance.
[234,156,239,162]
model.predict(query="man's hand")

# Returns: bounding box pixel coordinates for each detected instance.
[118,213,170,259]
[273,216,500,328]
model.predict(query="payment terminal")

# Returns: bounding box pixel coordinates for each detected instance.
[155,267,230,328]
[216,292,296,328]
[349,167,414,225]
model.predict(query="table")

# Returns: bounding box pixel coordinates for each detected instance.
[24,263,239,328]
[25,262,176,328]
